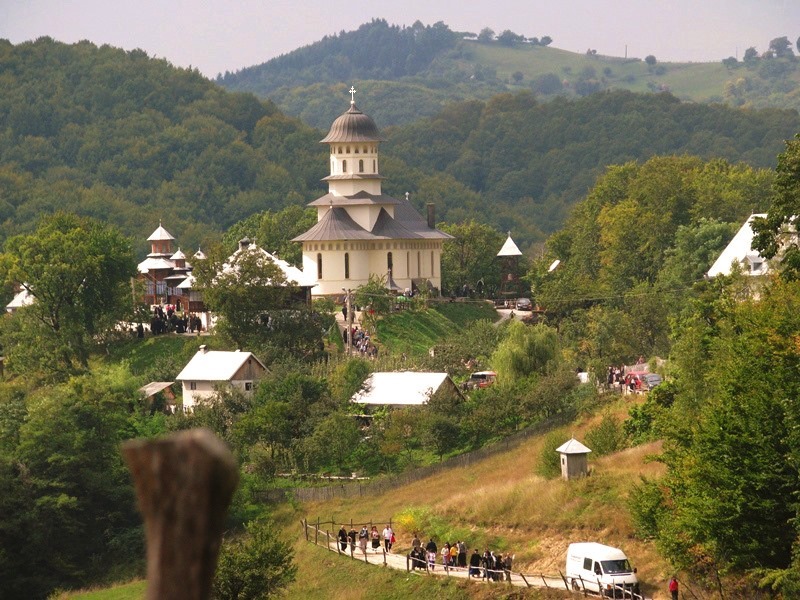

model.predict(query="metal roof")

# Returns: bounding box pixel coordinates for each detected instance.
[292,207,374,242]
[176,349,266,382]
[707,214,769,277]
[497,234,522,257]
[138,381,175,397]
[352,372,454,406]
[137,257,175,273]
[147,223,175,242]
[320,104,384,143]
[555,438,592,455]
[307,192,400,207]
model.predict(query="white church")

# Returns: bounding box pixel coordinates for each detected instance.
[293,89,452,296]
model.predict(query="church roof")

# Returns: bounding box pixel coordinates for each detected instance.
[147,223,175,242]
[308,191,400,207]
[138,257,175,273]
[320,104,384,143]
[371,208,420,239]
[170,248,187,260]
[292,207,374,242]
[393,196,454,240]
[555,438,592,455]
[497,234,522,257]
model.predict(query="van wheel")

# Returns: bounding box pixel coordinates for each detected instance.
[571,579,580,591]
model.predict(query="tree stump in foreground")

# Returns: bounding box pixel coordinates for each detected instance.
[123,428,239,600]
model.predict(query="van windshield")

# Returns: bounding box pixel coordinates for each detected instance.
[601,559,632,574]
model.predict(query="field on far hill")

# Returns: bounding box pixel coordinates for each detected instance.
[375,300,498,356]
[288,394,671,599]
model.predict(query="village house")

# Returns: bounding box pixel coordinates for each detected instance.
[351,371,463,409]
[175,345,267,411]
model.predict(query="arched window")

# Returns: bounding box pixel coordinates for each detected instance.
[316,253,323,279]
[387,252,393,272]
[344,253,350,279]
[431,251,434,276]
[338,146,342,154]
[373,159,376,173]
[358,159,364,173]
[417,251,421,277]
[346,146,350,153]
[406,252,410,277]
[342,159,347,173]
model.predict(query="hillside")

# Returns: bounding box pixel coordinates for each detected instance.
[217,20,800,129]
[1,37,798,254]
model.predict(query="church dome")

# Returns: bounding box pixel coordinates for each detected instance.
[320,104,384,143]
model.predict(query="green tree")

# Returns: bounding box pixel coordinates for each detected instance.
[212,519,296,600]
[304,412,361,473]
[0,212,135,379]
[477,28,495,42]
[752,134,800,278]
[645,55,657,66]
[439,220,504,296]
[491,321,559,382]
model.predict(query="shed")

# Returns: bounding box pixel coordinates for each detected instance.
[555,438,592,480]
[138,381,176,412]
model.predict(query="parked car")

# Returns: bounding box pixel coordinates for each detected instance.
[516,297,533,311]
[463,371,497,390]
[642,373,663,390]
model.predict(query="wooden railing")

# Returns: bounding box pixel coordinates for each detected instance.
[301,518,648,600]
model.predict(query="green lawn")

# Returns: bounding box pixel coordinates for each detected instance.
[376,300,497,355]
[58,580,145,600]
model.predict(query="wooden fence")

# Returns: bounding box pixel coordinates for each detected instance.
[301,518,648,600]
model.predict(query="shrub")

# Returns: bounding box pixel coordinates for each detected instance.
[585,412,626,456]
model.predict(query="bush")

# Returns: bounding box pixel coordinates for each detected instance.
[536,430,567,478]
[212,519,296,600]
[585,412,626,456]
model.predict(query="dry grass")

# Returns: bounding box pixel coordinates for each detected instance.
[298,396,675,599]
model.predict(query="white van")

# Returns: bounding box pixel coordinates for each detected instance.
[566,542,640,597]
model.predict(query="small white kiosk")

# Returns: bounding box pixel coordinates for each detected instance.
[555,438,592,480]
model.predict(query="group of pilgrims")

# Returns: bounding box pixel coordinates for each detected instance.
[336,525,513,581]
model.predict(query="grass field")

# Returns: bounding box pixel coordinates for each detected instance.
[376,300,498,355]
[56,580,145,600]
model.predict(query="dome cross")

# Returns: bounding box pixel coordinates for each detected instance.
[349,86,357,105]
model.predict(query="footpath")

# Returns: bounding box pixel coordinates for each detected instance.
[301,519,649,599]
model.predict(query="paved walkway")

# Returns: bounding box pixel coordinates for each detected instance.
[324,539,572,593]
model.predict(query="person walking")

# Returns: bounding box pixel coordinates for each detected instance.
[358,525,369,555]
[370,525,381,552]
[382,524,394,552]
[669,576,679,600]
[337,525,348,552]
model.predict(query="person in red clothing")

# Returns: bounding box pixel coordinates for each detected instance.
[669,576,679,599]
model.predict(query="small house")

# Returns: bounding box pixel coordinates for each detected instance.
[555,438,592,480]
[176,345,267,411]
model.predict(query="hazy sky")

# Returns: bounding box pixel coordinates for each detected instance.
[2,0,798,78]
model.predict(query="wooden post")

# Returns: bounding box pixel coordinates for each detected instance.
[559,570,568,590]
[315,518,319,546]
[122,428,239,600]
[540,573,548,588]
[383,548,387,566]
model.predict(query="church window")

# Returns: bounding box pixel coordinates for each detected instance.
[406,252,410,276]
[363,146,368,153]
[387,252,393,271]
[317,253,323,279]
[373,160,376,173]
[431,251,434,276]
[346,146,350,153]
[342,159,347,173]
[344,253,350,279]
[417,252,421,277]
[359,159,364,173]
[354,146,359,153]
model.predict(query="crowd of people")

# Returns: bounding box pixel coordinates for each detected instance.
[336,525,514,582]
[147,305,203,336]
[408,533,513,581]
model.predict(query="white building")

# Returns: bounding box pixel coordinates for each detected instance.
[351,371,462,408]
[175,345,267,411]
[293,90,452,296]
[707,214,770,277]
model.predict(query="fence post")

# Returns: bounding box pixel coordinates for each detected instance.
[315,519,319,546]
[383,549,387,566]
[326,531,331,551]
[336,533,341,555]
[558,570,568,590]
[518,571,530,587]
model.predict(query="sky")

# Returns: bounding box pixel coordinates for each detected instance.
[2,0,799,78]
